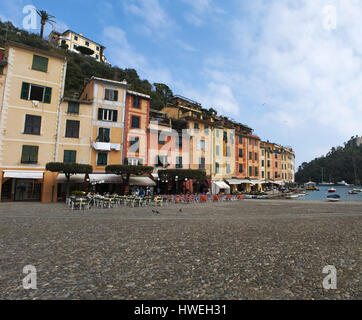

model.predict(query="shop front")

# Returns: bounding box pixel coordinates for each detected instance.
[56,173,156,200]
[1,171,44,202]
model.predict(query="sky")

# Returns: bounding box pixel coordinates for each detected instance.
[1,0,362,168]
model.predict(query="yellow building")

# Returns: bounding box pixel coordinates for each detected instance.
[0,41,67,202]
[280,147,289,183]
[50,30,106,62]
[54,97,94,200]
[260,141,274,182]
[211,117,236,194]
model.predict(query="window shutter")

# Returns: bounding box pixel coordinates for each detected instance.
[74,121,80,138]
[105,129,110,142]
[113,110,118,122]
[31,146,39,163]
[98,108,103,120]
[32,55,48,72]
[64,151,70,163]
[114,90,118,101]
[21,82,30,100]
[43,87,52,104]
[21,146,30,163]
[34,116,41,134]
[104,89,110,100]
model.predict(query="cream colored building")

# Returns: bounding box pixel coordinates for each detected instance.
[79,77,127,172]
[0,41,67,202]
[50,30,106,62]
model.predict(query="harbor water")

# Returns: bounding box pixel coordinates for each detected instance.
[298,186,362,202]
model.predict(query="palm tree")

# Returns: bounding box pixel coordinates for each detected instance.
[36,10,55,40]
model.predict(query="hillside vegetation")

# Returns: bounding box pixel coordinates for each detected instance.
[296,137,362,185]
[0,20,173,110]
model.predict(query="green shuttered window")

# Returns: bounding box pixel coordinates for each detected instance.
[65,120,80,138]
[64,150,77,163]
[24,115,41,135]
[32,55,49,72]
[98,128,110,143]
[67,102,79,114]
[21,146,39,164]
[97,153,108,166]
[21,82,30,100]
[20,82,52,104]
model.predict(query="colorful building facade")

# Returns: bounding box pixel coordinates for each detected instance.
[50,30,106,62]
[79,77,127,172]
[0,41,67,202]
[123,90,150,166]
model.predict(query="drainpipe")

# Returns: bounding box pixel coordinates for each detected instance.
[54,58,68,162]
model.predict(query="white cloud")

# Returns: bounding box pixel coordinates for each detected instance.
[175,39,197,52]
[182,0,225,26]
[124,0,172,35]
[102,25,174,85]
[201,0,362,165]
[103,26,148,70]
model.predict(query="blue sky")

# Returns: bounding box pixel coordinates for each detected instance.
[1,0,362,168]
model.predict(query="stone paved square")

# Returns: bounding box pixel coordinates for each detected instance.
[0,200,361,300]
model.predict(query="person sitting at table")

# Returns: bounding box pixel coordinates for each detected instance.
[138,187,146,199]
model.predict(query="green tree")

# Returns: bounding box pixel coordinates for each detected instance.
[151,83,173,110]
[46,163,93,197]
[36,10,55,40]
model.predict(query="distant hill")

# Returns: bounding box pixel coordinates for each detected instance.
[0,20,173,110]
[296,136,362,185]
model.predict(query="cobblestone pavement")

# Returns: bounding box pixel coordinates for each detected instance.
[0,200,361,300]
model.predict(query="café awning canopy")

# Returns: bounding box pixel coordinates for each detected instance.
[213,181,231,189]
[90,174,122,184]
[129,177,156,187]
[225,179,255,185]
[56,174,86,183]
[3,170,44,179]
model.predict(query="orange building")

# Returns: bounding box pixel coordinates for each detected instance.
[123,90,150,166]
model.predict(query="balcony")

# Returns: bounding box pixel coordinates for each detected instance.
[92,142,121,151]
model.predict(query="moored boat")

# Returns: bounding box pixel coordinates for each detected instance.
[336,180,350,186]
[348,189,360,195]
[327,194,341,202]
[328,188,336,193]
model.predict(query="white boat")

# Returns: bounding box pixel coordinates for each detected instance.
[336,181,349,186]
[328,188,336,193]
[319,182,334,186]
[287,194,299,199]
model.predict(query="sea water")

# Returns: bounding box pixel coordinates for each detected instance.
[298,186,362,202]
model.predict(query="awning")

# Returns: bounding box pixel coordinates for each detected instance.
[3,170,44,179]
[225,179,256,185]
[251,180,263,184]
[129,177,156,187]
[89,174,122,184]
[213,181,230,189]
[225,179,243,185]
[56,174,86,183]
